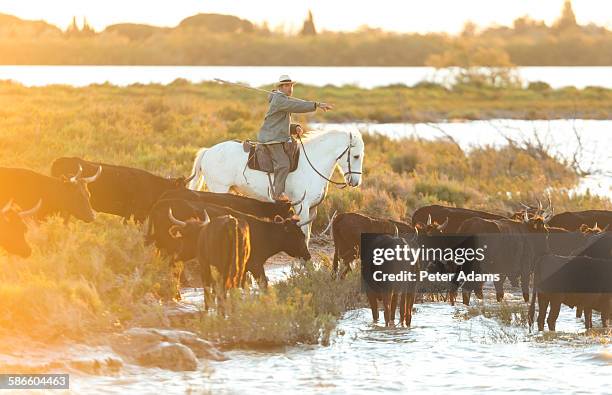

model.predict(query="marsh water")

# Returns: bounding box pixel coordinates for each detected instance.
[316,119,612,198]
[0,65,611,89]
[73,268,612,395]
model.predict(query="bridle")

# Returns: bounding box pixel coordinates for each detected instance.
[298,132,362,188]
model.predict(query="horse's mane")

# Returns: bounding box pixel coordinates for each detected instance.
[300,128,362,143]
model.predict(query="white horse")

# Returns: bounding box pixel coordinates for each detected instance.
[188,129,365,245]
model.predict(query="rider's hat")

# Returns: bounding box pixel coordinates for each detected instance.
[277,75,297,86]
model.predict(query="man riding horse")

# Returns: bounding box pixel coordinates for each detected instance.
[257,75,333,202]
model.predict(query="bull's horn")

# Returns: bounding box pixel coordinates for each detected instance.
[168,208,186,227]
[184,172,196,183]
[267,186,275,201]
[320,210,337,236]
[18,199,42,218]
[393,224,399,238]
[523,210,529,222]
[2,199,13,214]
[594,222,599,230]
[602,224,610,232]
[297,203,303,216]
[427,214,432,226]
[297,215,315,227]
[200,209,210,227]
[413,226,419,236]
[290,191,306,207]
[70,165,83,183]
[82,166,102,183]
[439,217,449,231]
[537,199,542,212]
[520,202,531,209]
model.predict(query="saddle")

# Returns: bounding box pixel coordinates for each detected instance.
[243,138,300,174]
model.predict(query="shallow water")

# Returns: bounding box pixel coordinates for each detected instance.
[0,66,611,89]
[314,119,612,198]
[72,269,611,395]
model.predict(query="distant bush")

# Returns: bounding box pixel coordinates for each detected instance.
[391,151,419,174]
[414,176,476,206]
[527,81,552,91]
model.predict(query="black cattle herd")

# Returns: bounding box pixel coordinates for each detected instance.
[331,203,611,331]
[1,159,611,332]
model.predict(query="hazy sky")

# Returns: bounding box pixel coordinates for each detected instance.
[1,0,609,33]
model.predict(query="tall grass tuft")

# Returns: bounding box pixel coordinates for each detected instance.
[193,261,366,347]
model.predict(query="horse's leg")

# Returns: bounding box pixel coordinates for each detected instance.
[302,203,316,247]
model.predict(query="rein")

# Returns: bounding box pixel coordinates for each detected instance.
[297,133,362,187]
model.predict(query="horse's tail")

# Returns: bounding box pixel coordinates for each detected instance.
[189,147,209,190]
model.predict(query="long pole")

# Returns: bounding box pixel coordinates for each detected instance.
[213,78,274,95]
[213,78,332,111]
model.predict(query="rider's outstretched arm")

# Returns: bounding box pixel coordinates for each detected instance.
[273,93,317,113]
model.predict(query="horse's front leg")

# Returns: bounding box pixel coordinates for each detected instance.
[297,203,314,267]
[303,204,317,246]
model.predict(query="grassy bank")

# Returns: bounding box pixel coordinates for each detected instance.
[0,216,176,340]
[1,80,611,129]
[0,81,609,343]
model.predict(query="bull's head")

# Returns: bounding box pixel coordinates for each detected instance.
[61,165,101,222]
[167,208,210,239]
[579,222,609,235]
[0,199,41,257]
[415,215,449,236]
[170,173,196,189]
[517,196,553,223]
[274,215,312,260]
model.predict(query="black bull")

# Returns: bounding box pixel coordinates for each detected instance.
[0,200,41,257]
[51,157,193,222]
[547,210,612,231]
[0,167,97,223]
[412,205,505,232]
[457,216,550,303]
[529,254,612,331]
[159,189,296,220]
[146,199,311,286]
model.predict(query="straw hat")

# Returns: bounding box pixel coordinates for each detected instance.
[277,74,297,86]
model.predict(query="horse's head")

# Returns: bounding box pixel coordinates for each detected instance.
[337,131,364,187]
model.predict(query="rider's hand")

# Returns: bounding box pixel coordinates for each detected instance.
[318,102,333,112]
[295,125,304,136]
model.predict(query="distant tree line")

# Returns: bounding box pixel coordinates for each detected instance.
[0,1,610,66]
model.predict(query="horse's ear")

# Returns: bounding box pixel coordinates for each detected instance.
[274,215,284,223]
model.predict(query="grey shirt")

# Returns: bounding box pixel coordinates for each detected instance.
[257,91,317,143]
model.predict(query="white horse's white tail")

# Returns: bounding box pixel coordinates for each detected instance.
[189,147,209,190]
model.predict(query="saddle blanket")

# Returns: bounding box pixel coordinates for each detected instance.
[243,139,300,173]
